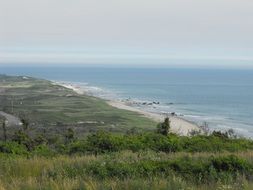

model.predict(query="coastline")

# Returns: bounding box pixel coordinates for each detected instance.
[56,81,201,136]
[107,100,200,135]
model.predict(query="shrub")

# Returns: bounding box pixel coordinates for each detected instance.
[0,141,28,155]
[211,155,252,174]
[86,131,125,154]
[157,117,171,136]
[32,144,55,157]
[68,140,89,154]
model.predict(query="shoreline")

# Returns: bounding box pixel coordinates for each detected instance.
[107,100,200,135]
[53,82,85,95]
[55,81,201,136]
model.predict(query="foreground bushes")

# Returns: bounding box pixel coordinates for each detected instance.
[1,130,253,156]
[66,131,253,155]
[0,141,28,155]
[86,154,253,183]
[0,151,253,190]
[1,130,253,189]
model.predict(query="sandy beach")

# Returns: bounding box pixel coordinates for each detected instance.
[53,82,85,95]
[56,82,201,136]
[108,100,200,136]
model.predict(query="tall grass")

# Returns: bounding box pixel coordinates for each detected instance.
[1,151,253,189]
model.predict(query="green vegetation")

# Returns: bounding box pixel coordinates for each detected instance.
[1,75,253,189]
[157,117,171,136]
[0,75,156,137]
[1,121,253,189]
[1,151,253,190]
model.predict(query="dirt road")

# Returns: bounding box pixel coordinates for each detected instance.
[0,111,21,126]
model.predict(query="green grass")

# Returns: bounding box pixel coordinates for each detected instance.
[1,130,253,189]
[0,75,156,136]
[0,151,253,190]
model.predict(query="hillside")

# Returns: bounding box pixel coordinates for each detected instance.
[0,75,156,137]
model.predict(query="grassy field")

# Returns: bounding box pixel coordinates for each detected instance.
[0,129,253,189]
[0,151,253,190]
[0,75,156,137]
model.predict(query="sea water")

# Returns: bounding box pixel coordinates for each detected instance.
[1,66,253,137]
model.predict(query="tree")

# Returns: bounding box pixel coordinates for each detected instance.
[65,128,75,143]
[157,117,171,136]
[2,120,7,142]
[12,129,35,151]
[13,118,34,151]
[21,118,29,132]
[34,134,48,146]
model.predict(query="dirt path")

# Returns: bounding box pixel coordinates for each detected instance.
[0,111,21,126]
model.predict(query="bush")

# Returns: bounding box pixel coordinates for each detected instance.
[211,155,252,174]
[157,117,171,136]
[138,133,182,152]
[86,131,125,154]
[67,140,91,155]
[85,154,253,183]
[32,145,55,157]
[64,131,253,155]
[0,141,28,155]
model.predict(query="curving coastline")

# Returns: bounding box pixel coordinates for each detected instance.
[56,81,201,136]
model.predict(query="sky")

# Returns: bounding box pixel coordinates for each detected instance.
[0,0,253,68]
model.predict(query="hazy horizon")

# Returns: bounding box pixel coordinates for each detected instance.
[1,0,253,68]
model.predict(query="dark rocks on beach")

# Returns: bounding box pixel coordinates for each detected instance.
[125,100,160,107]
[141,101,160,106]
[171,112,176,116]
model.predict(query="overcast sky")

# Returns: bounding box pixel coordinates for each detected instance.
[0,0,253,67]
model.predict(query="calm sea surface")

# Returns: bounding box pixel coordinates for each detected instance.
[1,66,253,137]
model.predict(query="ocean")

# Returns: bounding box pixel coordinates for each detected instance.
[1,66,253,137]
